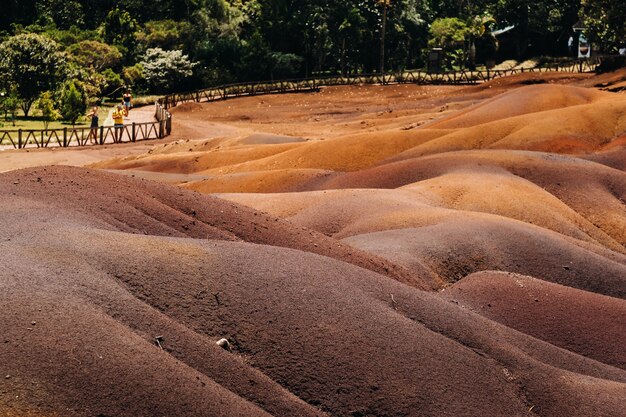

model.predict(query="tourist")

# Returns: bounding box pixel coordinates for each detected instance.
[113,104,125,142]
[87,106,99,144]
[122,89,133,116]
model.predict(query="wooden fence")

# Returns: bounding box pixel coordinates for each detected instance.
[0,57,605,149]
[1,102,172,150]
[160,57,603,109]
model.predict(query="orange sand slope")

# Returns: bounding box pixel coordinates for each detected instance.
[2,166,626,417]
[93,83,626,181]
[219,148,626,294]
[94,76,626,296]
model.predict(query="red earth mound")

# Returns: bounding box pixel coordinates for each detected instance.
[0,166,418,289]
[342,216,626,298]
[443,271,626,369]
[2,166,626,417]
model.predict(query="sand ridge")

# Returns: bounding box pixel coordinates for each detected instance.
[2,166,626,416]
[443,271,626,369]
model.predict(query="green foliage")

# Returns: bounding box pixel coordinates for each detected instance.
[60,79,87,125]
[0,0,621,97]
[270,52,303,79]
[11,23,99,47]
[490,0,580,57]
[100,68,125,98]
[102,8,140,62]
[136,20,193,51]
[429,17,468,49]
[67,40,122,71]
[36,0,85,30]
[0,87,21,126]
[429,17,468,68]
[36,91,61,129]
[582,0,626,53]
[122,64,145,89]
[0,32,67,116]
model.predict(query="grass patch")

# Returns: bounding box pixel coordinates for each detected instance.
[0,103,115,131]
[133,95,161,107]
[0,118,90,130]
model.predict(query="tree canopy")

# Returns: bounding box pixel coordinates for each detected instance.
[582,0,626,53]
[0,33,67,116]
[0,0,621,109]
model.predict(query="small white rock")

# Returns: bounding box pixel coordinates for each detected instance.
[216,338,231,352]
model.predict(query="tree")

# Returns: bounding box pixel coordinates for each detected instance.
[582,0,626,53]
[429,17,469,68]
[0,0,38,32]
[66,40,122,71]
[466,14,496,69]
[36,0,85,30]
[490,0,581,58]
[379,0,391,73]
[36,91,60,129]
[102,8,140,62]
[122,64,145,90]
[99,68,125,98]
[136,20,193,51]
[0,88,20,126]
[0,33,67,117]
[140,48,196,93]
[60,80,86,126]
[269,52,303,79]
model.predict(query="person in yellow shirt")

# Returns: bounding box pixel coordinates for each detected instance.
[112,104,125,142]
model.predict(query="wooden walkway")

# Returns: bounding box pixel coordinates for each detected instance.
[1,57,604,150]
[160,58,601,109]
[0,102,171,150]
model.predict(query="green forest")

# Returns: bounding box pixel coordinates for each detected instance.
[0,0,624,123]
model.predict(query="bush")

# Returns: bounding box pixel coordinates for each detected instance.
[36,91,60,129]
[60,80,87,125]
[140,48,196,94]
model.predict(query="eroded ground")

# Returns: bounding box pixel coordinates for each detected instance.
[1,70,625,417]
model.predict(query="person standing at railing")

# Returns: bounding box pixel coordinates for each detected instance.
[112,104,125,142]
[122,89,132,117]
[87,106,99,144]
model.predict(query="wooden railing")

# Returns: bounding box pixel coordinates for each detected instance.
[159,57,603,109]
[0,56,606,149]
[1,102,172,149]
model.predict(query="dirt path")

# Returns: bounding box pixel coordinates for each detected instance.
[0,105,174,172]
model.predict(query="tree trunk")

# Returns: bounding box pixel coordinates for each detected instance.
[341,37,346,75]
[379,2,388,74]
[469,38,477,70]
[21,100,33,118]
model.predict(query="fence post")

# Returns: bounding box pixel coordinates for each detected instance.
[99,126,104,145]
[132,123,136,142]
[18,129,22,149]
[158,120,163,138]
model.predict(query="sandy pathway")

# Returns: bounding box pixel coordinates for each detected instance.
[0,105,170,172]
